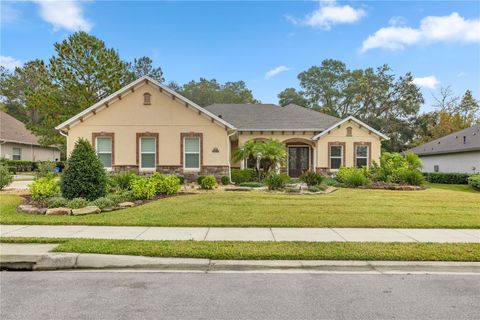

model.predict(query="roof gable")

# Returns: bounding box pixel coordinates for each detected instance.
[0,111,41,145]
[311,116,389,140]
[55,76,236,132]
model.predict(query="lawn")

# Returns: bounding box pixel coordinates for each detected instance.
[1,237,479,261]
[1,186,479,228]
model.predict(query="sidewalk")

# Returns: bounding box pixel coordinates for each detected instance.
[1,225,479,243]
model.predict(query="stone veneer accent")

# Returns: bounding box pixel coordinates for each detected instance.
[113,165,229,181]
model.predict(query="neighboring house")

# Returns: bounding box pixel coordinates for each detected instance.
[408,124,480,174]
[0,111,60,162]
[56,76,388,180]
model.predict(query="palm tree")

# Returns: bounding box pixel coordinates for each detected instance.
[234,139,287,176]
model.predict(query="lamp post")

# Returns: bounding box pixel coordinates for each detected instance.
[256,152,262,181]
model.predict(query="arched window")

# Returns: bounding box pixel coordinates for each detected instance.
[143,92,151,105]
[346,127,352,137]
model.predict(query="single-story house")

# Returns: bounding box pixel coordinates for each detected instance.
[55,76,388,180]
[408,124,480,174]
[1,111,60,162]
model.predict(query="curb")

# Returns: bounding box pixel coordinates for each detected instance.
[2,253,480,273]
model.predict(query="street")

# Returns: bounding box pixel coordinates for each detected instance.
[1,272,479,319]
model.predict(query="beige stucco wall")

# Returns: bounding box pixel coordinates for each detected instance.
[67,83,229,169]
[316,121,382,169]
[0,142,60,162]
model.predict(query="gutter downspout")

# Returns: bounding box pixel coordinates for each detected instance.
[227,130,237,183]
[59,130,68,160]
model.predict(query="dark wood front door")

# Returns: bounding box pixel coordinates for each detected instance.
[288,147,309,177]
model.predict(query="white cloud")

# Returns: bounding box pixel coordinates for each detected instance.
[412,76,439,89]
[361,12,480,52]
[457,72,467,78]
[288,0,366,30]
[34,0,92,32]
[0,56,23,70]
[265,66,291,79]
[0,2,21,25]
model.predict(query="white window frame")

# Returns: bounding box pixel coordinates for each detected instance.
[355,145,369,168]
[96,137,113,170]
[12,147,22,160]
[140,137,157,171]
[330,145,343,170]
[183,137,201,171]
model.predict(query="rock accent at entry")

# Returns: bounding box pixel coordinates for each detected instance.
[118,202,135,208]
[18,205,47,215]
[71,206,101,216]
[46,207,72,216]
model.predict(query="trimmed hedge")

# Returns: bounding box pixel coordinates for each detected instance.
[231,168,255,184]
[423,172,471,184]
[468,175,480,190]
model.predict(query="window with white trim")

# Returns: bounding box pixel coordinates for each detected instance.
[330,145,343,169]
[140,137,156,169]
[184,137,200,170]
[355,145,368,167]
[96,137,112,168]
[12,147,21,160]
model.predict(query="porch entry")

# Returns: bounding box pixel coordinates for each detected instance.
[288,146,310,177]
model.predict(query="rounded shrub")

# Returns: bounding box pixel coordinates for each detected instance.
[231,169,255,184]
[397,168,425,186]
[36,161,56,178]
[61,138,107,200]
[0,165,13,190]
[176,175,185,185]
[153,173,180,195]
[67,197,89,209]
[300,171,324,187]
[196,176,206,185]
[29,176,60,201]
[200,175,217,190]
[263,172,289,190]
[336,167,369,187]
[468,174,480,190]
[91,197,115,209]
[221,176,230,185]
[130,176,157,200]
[46,196,68,208]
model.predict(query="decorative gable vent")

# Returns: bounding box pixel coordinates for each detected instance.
[346,126,352,137]
[143,92,151,105]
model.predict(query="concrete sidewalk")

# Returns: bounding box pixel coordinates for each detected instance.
[1,224,479,243]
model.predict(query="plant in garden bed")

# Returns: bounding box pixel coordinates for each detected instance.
[200,176,217,190]
[221,176,230,185]
[35,161,57,178]
[61,138,107,200]
[151,172,180,195]
[263,172,289,190]
[45,197,68,208]
[336,167,369,187]
[0,165,13,190]
[130,176,157,200]
[231,168,255,184]
[238,182,264,188]
[28,175,60,201]
[468,174,480,190]
[90,197,115,209]
[67,197,90,209]
[300,171,324,187]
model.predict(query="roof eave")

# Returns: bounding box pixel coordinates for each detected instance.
[312,116,389,140]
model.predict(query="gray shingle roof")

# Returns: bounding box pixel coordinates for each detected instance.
[408,124,480,156]
[203,103,341,131]
[0,110,42,146]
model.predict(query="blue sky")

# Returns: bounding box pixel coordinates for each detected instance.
[1,1,479,112]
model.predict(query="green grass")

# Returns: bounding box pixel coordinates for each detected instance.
[1,187,479,228]
[426,182,477,193]
[1,237,479,261]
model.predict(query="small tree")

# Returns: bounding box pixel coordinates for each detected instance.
[0,165,13,190]
[234,139,287,177]
[61,138,107,200]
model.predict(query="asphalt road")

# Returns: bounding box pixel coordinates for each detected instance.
[1,272,479,320]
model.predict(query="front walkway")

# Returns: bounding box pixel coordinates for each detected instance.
[1,225,479,243]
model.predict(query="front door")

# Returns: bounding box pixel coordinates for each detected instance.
[288,147,309,177]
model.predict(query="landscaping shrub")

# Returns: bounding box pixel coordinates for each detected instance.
[0,160,34,172]
[231,168,255,184]
[46,196,68,208]
[90,197,115,209]
[110,171,137,190]
[322,177,344,187]
[238,182,264,188]
[36,161,56,178]
[300,171,324,187]
[196,176,205,185]
[285,188,300,193]
[67,197,89,209]
[468,175,480,190]
[106,190,135,205]
[0,165,13,190]
[130,176,157,200]
[336,167,369,187]
[221,176,230,185]
[156,174,181,195]
[7,166,16,174]
[263,172,289,190]
[61,138,107,200]
[396,168,425,186]
[307,185,328,192]
[200,175,217,190]
[423,172,471,184]
[29,176,60,201]
[176,175,185,184]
